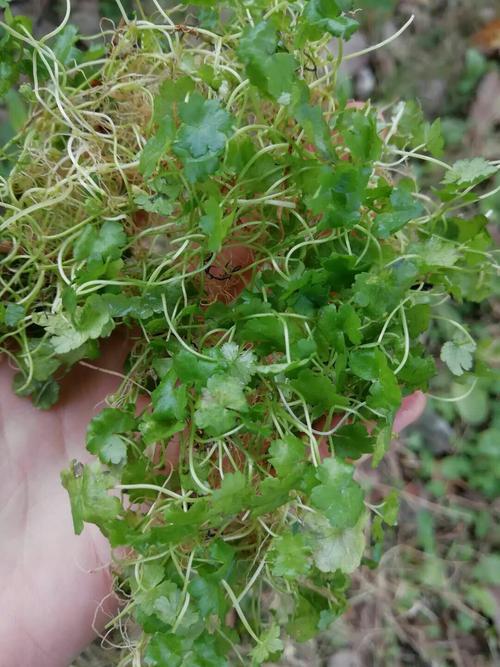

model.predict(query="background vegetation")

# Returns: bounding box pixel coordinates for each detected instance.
[1,1,498,665]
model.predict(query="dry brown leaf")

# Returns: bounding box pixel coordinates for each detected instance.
[473,18,500,53]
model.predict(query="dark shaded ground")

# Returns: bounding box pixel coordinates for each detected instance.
[2,1,498,665]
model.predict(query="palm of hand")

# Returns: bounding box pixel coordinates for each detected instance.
[0,342,129,667]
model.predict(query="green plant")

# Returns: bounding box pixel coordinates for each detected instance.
[0,1,498,664]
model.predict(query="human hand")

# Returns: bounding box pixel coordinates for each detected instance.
[0,324,426,667]
[0,340,131,667]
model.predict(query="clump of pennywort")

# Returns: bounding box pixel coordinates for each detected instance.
[0,1,498,664]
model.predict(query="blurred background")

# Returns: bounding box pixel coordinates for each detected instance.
[1,1,499,665]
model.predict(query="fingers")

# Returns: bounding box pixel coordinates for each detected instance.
[393,390,427,434]
[314,391,426,462]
